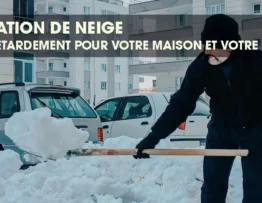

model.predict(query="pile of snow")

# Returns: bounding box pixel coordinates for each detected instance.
[0,150,22,179]
[0,136,243,203]
[4,108,89,161]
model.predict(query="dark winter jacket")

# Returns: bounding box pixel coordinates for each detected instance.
[151,49,262,139]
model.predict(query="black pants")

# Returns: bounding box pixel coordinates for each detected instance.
[201,120,262,203]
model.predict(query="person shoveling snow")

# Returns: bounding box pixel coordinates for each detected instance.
[134,14,262,203]
[4,107,89,161]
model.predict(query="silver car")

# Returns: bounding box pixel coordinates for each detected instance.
[0,82,103,165]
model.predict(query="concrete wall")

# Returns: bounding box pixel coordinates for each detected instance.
[226,0,242,14]
[0,0,13,83]
[155,74,177,92]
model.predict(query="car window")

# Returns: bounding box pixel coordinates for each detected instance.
[95,98,122,122]
[192,100,210,116]
[0,91,20,118]
[30,92,97,118]
[115,96,152,120]
[164,93,210,116]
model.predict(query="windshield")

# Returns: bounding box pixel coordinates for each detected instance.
[30,92,97,118]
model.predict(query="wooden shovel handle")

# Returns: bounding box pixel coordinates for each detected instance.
[80,149,249,157]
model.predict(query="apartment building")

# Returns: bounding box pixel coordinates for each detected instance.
[0,0,35,83]
[128,0,262,98]
[14,0,36,84]
[35,0,130,106]
[0,1,13,83]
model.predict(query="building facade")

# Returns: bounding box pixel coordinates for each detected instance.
[0,0,13,83]
[35,0,130,106]
[0,0,35,83]
[14,0,36,84]
[128,0,262,100]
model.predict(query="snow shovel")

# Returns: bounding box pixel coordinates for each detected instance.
[69,148,249,157]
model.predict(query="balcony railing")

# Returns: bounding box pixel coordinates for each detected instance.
[129,0,192,14]
[97,0,125,6]
[35,0,69,3]
[129,57,194,65]
[37,70,69,78]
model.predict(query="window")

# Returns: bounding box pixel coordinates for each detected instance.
[115,13,120,23]
[153,80,157,88]
[192,98,210,116]
[64,81,67,86]
[63,7,67,12]
[101,10,107,17]
[84,7,90,15]
[101,81,107,90]
[175,77,184,90]
[85,61,90,71]
[30,92,97,118]
[115,48,121,56]
[95,98,122,122]
[115,65,121,73]
[48,6,53,13]
[14,0,34,17]
[179,15,185,27]
[49,62,53,71]
[115,96,152,120]
[139,77,144,83]
[14,57,34,83]
[101,64,107,72]
[206,4,225,14]
[221,4,225,13]
[25,63,33,82]
[64,63,67,68]
[0,91,20,118]
[14,60,23,82]
[115,82,121,91]
[176,49,187,60]
[128,84,133,90]
[254,4,261,13]
[49,80,54,85]
[85,81,90,89]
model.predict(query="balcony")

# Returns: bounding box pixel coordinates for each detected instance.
[97,0,125,6]
[37,70,69,78]
[129,58,193,75]
[129,0,192,14]
[35,0,69,4]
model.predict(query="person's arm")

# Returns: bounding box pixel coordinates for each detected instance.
[134,54,207,159]
[151,57,207,139]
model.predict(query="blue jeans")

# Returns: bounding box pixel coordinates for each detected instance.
[201,120,262,203]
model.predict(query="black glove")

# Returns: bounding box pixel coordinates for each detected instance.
[134,132,161,159]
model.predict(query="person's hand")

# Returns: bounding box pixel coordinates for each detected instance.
[133,132,161,159]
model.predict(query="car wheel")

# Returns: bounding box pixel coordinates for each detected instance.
[0,144,4,151]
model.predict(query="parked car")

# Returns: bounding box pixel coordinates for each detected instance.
[94,92,210,145]
[0,82,103,165]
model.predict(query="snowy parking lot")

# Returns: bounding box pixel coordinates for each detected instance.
[0,136,243,203]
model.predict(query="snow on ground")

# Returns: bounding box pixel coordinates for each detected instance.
[1,108,243,202]
[4,108,89,161]
[0,136,243,203]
